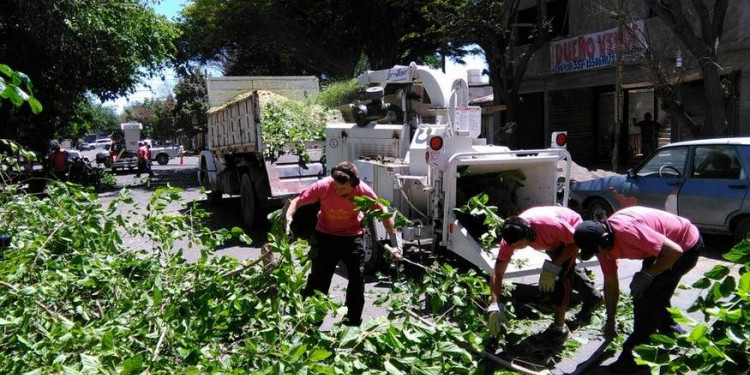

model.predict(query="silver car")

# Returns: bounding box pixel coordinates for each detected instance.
[569,137,750,242]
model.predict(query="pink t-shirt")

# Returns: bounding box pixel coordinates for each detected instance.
[498,206,582,262]
[598,206,700,277]
[297,177,378,236]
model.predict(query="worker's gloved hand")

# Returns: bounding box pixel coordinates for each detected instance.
[629,271,654,299]
[487,302,508,337]
[387,233,403,260]
[284,215,293,236]
[538,260,562,293]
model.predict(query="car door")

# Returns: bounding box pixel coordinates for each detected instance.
[622,146,689,213]
[678,145,748,230]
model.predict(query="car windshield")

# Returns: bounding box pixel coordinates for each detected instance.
[637,147,689,177]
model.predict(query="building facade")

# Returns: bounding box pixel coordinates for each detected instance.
[484,0,750,168]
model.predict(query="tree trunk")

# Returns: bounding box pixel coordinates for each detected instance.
[700,62,728,137]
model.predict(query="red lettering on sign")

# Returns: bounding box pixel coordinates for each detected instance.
[555,44,563,64]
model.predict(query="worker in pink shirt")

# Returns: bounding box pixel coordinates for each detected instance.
[573,206,702,373]
[488,206,603,343]
[286,162,398,326]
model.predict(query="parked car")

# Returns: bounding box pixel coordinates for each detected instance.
[569,137,750,242]
[93,138,113,150]
[78,142,94,150]
[143,139,182,165]
[67,150,84,161]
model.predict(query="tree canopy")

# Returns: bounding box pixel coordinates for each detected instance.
[175,0,455,78]
[0,0,177,149]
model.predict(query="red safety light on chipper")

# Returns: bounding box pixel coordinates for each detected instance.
[429,136,444,151]
[551,131,567,149]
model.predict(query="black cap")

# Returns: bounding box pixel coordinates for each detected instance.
[574,221,606,260]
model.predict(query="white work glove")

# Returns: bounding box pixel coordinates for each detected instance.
[487,302,509,337]
[538,260,562,293]
[629,271,654,299]
[284,215,293,236]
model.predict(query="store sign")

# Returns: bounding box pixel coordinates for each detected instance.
[550,20,645,73]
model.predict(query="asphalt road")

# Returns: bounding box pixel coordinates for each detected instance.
[87,151,742,374]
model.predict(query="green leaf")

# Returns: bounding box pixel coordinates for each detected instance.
[738,272,750,295]
[721,308,742,323]
[120,354,143,375]
[723,242,750,263]
[688,324,708,342]
[726,326,746,344]
[80,353,101,373]
[384,360,406,375]
[309,348,332,362]
[719,276,736,297]
[0,64,12,77]
[62,366,83,375]
[101,331,114,350]
[692,277,711,289]
[704,343,728,359]
[649,334,675,346]
[704,265,730,280]
[28,96,42,114]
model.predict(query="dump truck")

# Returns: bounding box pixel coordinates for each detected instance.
[197,76,325,228]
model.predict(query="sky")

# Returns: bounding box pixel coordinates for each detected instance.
[104,0,488,113]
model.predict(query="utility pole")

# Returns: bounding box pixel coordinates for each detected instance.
[612,0,624,171]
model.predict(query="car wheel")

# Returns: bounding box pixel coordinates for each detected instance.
[90,146,95,150]
[733,217,750,244]
[240,174,255,228]
[584,198,614,221]
[156,154,169,165]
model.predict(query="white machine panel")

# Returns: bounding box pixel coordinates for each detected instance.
[325,123,407,169]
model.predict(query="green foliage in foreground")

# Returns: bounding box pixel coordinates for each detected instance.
[0,64,42,114]
[634,242,750,374]
[6,175,743,374]
[0,180,489,374]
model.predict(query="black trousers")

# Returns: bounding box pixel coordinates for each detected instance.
[548,246,603,308]
[623,239,703,351]
[302,230,366,323]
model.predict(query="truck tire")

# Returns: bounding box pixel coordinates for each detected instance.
[240,174,256,228]
[363,220,384,274]
[156,154,169,165]
[199,157,222,204]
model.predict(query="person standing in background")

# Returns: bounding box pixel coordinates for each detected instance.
[636,112,662,156]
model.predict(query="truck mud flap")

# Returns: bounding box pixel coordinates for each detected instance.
[264,142,325,197]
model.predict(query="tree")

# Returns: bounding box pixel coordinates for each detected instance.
[175,0,448,78]
[122,97,175,142]
[173,70,208,145]
[423,0,552,148]
[642,0,729,137]
[0,0,177,151]
[64,98,120,141]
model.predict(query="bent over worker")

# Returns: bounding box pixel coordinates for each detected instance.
[573,206,702,373]
[488,206,603,343]
[286,161,399,326]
